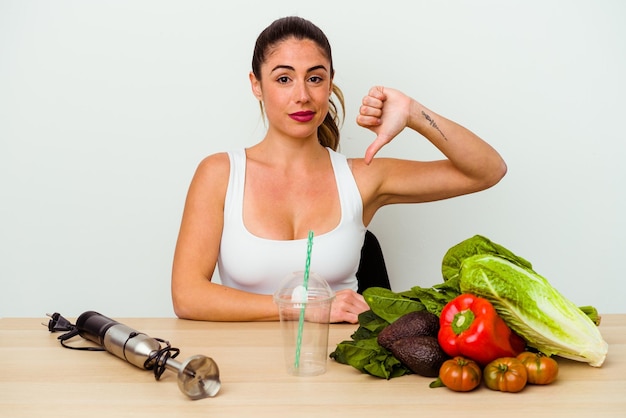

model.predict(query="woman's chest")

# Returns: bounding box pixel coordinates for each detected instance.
[242,167,341,240]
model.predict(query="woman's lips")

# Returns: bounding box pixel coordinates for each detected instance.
[289,111,315,122]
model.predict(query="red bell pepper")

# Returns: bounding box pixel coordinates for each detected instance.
[438,294,526,366]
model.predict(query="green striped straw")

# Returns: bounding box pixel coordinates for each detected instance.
[294,230,314,370]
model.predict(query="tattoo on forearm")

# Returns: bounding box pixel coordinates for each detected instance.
[421,111,448,141]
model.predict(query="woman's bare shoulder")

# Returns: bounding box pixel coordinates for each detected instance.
[198,151,230,168]
[188,152,231,195]
[195,152,230,177]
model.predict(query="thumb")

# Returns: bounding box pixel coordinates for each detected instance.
[364,134,392,165]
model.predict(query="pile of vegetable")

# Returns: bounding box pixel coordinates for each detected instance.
[330,235,609,386]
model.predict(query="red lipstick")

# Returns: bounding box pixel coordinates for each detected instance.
[289,111,315,122]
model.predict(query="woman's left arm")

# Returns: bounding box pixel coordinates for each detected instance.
[354,86,507,220]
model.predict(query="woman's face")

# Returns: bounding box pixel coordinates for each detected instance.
[250,37,333,141]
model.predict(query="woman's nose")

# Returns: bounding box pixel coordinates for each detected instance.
[294,82,310,103]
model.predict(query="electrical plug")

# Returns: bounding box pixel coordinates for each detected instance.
[44,312,75,333]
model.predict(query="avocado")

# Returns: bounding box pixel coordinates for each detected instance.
[389,335,449,377]
[377,310,440,350]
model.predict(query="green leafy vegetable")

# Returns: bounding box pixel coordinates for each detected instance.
[362,287,425,323]
[578,305,601,326]
[330,337,410,379]
[330,310,411,379]
[446,235,608,367]
[442,234,534,282]
[331,234,608,379]
[407,277,462,316]
[350,310,389,340]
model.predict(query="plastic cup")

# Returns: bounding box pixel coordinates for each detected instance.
[273,271,335,376]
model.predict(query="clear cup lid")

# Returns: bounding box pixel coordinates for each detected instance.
[273,271,335,304]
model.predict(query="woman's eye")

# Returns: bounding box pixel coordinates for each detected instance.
[309,76,323,83]
[277,76,290,84]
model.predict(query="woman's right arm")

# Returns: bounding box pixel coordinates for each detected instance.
[171,153,280,321]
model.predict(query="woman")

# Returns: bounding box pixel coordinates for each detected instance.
[171,16,506,323]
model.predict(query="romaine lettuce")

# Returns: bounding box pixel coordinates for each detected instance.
[450,238,608,367]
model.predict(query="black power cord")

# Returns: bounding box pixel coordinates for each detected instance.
[44,312,104,351]
[144,340,180,380]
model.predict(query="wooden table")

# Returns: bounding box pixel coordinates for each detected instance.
[1,315,624,417]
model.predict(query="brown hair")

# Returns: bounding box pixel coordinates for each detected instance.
[252,16,345,151]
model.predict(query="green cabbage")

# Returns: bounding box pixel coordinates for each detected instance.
[445,236,608,367]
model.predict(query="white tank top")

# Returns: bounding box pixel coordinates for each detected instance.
[217,148,366,294]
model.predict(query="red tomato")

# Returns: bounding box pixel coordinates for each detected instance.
[483,357,528,393]
[439,356,482,392]
[517,351,559,385]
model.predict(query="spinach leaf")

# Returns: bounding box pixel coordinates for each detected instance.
[362,287,425,323]
[350,310,389,340]
[330,337,410,379]
[407,286,455,316]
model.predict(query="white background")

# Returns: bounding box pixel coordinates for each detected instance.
[1,0,624,317]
